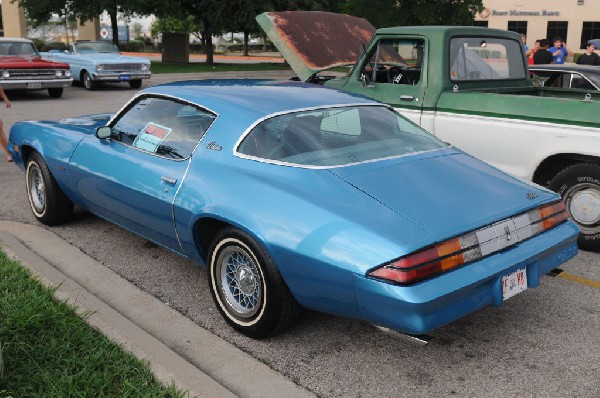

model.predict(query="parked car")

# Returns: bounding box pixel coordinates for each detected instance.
[0,38,72,98]
[530,64,600,90]
[7,80,579,338]
[41,41,151,90]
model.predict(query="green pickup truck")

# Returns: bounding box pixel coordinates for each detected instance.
[258,11,600,251]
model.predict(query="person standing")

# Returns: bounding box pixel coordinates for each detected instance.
[534,39,553,64]
[527,39,540,65]
[577,42,600,65]
[548,37,573,64]
[0,85,12,162]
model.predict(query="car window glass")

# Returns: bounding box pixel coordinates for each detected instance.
[360,39,425,85]
[571,74,595,90]
[449,37,526,81]
[238,105,446,167]
[111,96,216,159]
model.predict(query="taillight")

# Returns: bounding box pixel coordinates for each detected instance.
[368,201,569,285]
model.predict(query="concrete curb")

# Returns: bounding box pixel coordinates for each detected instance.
[0,220,315,398]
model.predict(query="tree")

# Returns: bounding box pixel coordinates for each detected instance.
[343,0,483,28]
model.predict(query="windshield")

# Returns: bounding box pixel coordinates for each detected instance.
[73,42,119,54]
[0,42,39,56]
[238,105,447,167]
[449,37,526,81]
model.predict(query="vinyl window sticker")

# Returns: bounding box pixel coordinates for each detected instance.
[133,122,172,153]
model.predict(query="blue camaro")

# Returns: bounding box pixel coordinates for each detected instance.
[8,80,579,338]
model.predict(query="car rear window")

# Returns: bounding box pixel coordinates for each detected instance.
[237,105,446,167]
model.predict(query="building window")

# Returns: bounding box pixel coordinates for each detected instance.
[547,21,568,43]
[507,21,527,35]
[581,22,600,49]
[473,21,488,28]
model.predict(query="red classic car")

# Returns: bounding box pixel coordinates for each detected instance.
[0,38,72,98]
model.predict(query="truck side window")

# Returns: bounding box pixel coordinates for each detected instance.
[360,39,425,86]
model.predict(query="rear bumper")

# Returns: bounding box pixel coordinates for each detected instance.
[1,78,73,90]
[354,221,580,335]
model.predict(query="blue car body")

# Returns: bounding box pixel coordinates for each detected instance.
[8,80,579,336]
[41,41,150,88]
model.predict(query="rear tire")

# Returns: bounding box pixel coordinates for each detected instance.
[25,152,73,225]
[549,163,600,251]
[48,88,63,98]
[208,228,299,338]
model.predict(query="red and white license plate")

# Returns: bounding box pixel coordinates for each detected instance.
[502,267,527,301]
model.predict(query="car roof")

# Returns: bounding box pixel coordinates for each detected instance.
[141,79,380,120]
[529,64,600,74]
[0,37,32,43]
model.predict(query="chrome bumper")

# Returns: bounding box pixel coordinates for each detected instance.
[0,78,73,90]
[92,72,151,81]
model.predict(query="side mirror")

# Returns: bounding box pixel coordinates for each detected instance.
[96,126,112,139]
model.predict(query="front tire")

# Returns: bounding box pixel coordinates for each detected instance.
[549,163,600,251]
[48,88,63,98]
[25,152,73,225]
[82,71,97,90]
[208,228,299,338]
[129,79,142,89]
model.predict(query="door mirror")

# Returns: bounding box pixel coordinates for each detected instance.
[96,126,112,139]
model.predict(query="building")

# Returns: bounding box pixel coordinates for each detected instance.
[475,0,599,54]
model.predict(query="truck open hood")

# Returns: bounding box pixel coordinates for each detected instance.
[256,11,375,82]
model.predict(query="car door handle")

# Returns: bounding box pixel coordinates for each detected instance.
[161,176,177,185]
[400,95,414,101]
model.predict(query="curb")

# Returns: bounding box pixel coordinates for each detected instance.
[0,221,315,398]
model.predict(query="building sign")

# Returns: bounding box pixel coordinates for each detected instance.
[490,10,560,17]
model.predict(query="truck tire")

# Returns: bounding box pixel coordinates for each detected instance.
[129,79,142,89]
[549,163,600,251]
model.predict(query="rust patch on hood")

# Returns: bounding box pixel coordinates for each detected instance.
[257,11,375,81]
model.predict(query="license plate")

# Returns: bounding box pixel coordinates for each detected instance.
[28,82,42,89]
[119,74,131,81]
[502,267,527,300]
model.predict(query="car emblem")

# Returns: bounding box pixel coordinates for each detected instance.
[526,192,539,200]
[206,141,222,151]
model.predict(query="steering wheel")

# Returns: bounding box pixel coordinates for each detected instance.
[387,66,411,85]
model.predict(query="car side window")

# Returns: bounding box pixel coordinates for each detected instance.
[111,96,216,159]
[360,39,425,85]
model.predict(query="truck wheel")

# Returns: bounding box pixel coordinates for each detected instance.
[48,88,63,98]
[25,152,73,225]
[549,163,600,251]
[82,71,97,90]
[208,227,299,338]
[129,80,142,89]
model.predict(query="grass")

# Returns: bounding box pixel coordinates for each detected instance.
[151,61,291,74]
[0,250,187,398]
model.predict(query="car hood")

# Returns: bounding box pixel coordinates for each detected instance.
[57,113,113,133]
[0,55,69,69]
[77,53,149,64]
[330,148,557,239]
[256,11,375,82]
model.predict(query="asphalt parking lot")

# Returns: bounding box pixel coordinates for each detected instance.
[0,75,599,397]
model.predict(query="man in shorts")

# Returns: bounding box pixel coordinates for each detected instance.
[0,84,12,162]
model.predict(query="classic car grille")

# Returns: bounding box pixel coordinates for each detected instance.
[2,69,63,80]
[100,63,144,72]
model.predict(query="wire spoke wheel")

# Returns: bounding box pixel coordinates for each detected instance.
[217,245,263,318]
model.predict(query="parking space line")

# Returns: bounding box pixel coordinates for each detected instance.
[557,272,600,289]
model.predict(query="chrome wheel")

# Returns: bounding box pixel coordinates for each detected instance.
[27,162,46,216]
[564,184,600,230]
[216,243,263,318]
[83,72,95,90]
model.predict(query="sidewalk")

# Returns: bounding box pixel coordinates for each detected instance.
[0,221,315,398]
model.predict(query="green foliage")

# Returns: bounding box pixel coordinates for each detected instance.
[0,250,186,397]
[343,0,484,28]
